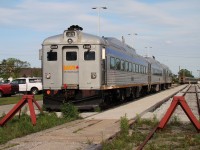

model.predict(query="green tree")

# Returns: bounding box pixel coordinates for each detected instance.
[0,58,30,79]
[178,69,194,78]
[32,68,42,77]
[172,74,179,83]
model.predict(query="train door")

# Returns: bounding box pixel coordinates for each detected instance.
[62,46,79,86]
[148,63,151,90]
[79,46,100,89]
[43,48,62,89]
[101,47,106,85]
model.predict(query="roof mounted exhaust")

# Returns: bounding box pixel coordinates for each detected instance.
[68,25,83,31]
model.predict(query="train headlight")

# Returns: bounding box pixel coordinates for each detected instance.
[67,38,73,44]
[91,72,97,79]
[66,31,75,37]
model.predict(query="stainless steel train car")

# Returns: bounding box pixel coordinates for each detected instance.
[179,76,198,84]
[39,25,172,109]
[145,57,172,91]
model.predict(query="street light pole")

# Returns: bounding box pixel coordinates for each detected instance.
[92,6,107,36]
[128,33,138,47]
[145,47,152,57]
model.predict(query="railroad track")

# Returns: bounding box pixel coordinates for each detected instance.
[177,84,200,121]
[137,84,200,150]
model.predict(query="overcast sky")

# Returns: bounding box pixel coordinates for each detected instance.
[0,0,200,77]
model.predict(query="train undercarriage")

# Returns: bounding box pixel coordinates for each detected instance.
[43,83,171,110]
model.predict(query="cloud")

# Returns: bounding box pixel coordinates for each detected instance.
[0,0,199,36]
[106,0,181,26]
[165,40,173,44]
[0,0,200,76]
[0,0,89,31]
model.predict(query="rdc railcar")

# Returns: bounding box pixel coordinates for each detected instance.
[39,25,172,110]
[179,76,198,84]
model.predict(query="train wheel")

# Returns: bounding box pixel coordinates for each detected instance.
[140,86,148,96]
[114,89,126,102]
[135,87,140,98]
[102,91,113,106]
[120,90,125,102]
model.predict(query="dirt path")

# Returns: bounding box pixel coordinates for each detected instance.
[0,85,186,150]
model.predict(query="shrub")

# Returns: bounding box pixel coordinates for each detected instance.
[61,102,79,120]
[120,115,129,137]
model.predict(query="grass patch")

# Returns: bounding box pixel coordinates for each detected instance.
[102,117,200,149]
[0,113,68,144]
[0,94,43,105]
[94,106,101,112]
[0,103,80,145]
[120,115,129,137]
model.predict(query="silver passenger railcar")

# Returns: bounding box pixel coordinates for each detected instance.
[145,57,172,91]
[40,25,172,109]
[179,76,198,84]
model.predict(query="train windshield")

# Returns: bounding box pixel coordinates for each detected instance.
[47,51,57,61]
[66,52,77,61]
[84,51,95,60]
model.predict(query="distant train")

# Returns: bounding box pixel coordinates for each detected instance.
[179,76,198,84]
[39,25,172,110]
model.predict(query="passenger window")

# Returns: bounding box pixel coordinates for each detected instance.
[128,62,132,72]
[138,65,140,73]
[144,67,146,74]
[132,63,136,72]
[136,64,139,73]
[29,79,41,83]
[116,58,121,70]
[19,79,26,84]
[66,52,77,61]
[47,51,57,61]
[11,80,18,84]
[84,51,95,60]
[121,60,124,71]
[110,57,115,70]
[29,79,35,83]
[141,66,143,74]
[125,61,128,71]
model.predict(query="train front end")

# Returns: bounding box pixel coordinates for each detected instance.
[40,25,106,110]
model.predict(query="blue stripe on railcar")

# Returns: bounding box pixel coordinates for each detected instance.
[106,47,147,66]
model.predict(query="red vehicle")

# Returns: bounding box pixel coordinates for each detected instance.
[0,83,19,98]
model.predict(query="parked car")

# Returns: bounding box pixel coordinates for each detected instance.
[0,82,19,98]
[11,77,42,95]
